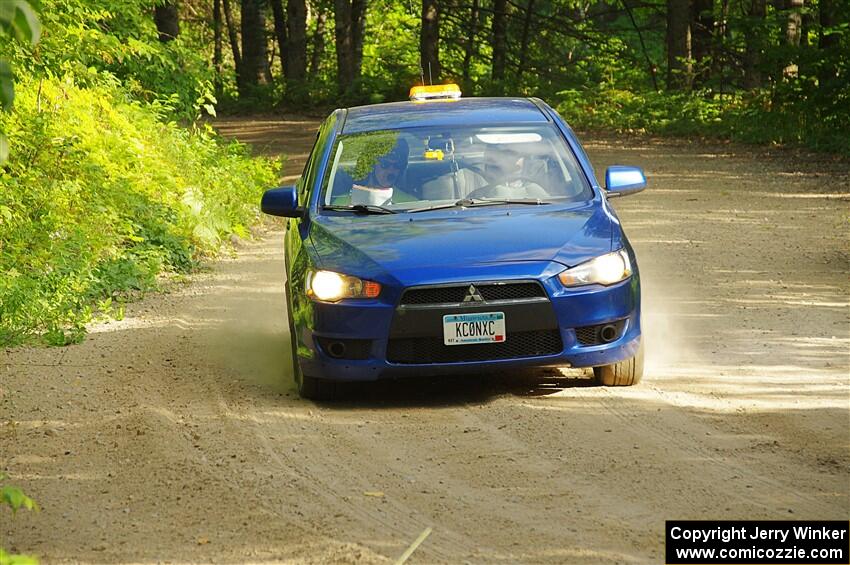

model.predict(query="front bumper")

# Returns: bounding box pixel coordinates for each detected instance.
[295,269,641,382]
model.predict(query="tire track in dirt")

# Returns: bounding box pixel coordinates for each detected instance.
[579,385,839,515]
[215,388,471,562]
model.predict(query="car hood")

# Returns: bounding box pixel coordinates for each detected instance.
[309,202,615,283]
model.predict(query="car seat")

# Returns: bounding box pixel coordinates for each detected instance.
[421,168,488,200]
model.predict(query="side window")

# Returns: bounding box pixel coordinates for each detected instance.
[296,128,322,206]
[300,112,338,206]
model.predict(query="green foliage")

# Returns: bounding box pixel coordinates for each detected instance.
[0,549,38,565]
[0,473,39,565]
[557,88,724,134]
[0,125,7,163]
[359,2,421,103]
[0,61,12,112]
[0,0,40,47]
[0,0,215,121]
[0,0,279,344]
[0,486,38,515]
[0,0,40,164]
[0,76,279,345]
[556,85,850,154]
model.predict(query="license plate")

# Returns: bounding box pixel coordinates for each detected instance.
[443,312,506,346]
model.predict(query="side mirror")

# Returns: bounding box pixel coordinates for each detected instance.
[261,185,305,218]
[604,166,646,197]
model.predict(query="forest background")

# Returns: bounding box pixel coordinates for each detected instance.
[0,0,847,346]
[200,0,850,153]
[170,0,847,151]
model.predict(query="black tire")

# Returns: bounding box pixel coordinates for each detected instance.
[285,286,340,400]
[296,372,341,401]
[593,338,644,386]
[288,327,341,400]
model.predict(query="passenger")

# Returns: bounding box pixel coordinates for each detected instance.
[332,138,412,206]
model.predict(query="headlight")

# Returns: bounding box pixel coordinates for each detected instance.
[558,250,632,287]
[306,270,381,302]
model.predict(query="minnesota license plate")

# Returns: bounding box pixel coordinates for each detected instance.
[443,312,506,346]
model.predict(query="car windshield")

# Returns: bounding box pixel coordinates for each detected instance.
[322,125,592,212]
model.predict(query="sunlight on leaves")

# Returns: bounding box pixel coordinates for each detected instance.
[1,485,38,514]
[0,548,39,565]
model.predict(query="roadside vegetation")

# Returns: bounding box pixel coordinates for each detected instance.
[0,1,279,346]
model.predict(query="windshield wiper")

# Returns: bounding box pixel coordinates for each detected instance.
[323,204,397,215]
[408,198,550,213]
[469,198,551,207]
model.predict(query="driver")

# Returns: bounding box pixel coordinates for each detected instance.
[481,143,550,199]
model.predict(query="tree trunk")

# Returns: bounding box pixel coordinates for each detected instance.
[491,0,507,82]
[782,0,804,77]
[335,0,355,91]
[461,0,479,87]
[351,0,366,82]
[222,0,243,81]
[816,0,840,86]
[271,0,289,78]
[785,0,803,46]
[154,1,180,42]
[691,0,712,86]
[818,0,838,50]
[213,0,223,94]
[516,0,535,83]
[240,0,270,94]
[309,8,327,75]
[287,0,308,81]
[666,0,692,90]
[420,0,441,83]
[800,6,812,47]
[712,0,730,93]
[743,0,766,89]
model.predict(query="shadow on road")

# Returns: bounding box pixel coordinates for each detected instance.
[322,368,599,409]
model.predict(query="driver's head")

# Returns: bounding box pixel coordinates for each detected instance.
[374,138,409,188]
[484,143,522,180]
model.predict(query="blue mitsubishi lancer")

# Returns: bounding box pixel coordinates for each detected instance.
[262,85,647,399]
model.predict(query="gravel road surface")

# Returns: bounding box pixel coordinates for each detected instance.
[2,116,848,564]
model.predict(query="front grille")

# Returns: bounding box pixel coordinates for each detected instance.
[386,329,563,364]
[574,319,627,346]
[400,282,546,305]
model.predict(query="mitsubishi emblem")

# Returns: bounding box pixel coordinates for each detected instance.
[463,284,484,302]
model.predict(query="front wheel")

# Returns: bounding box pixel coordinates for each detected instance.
[295,371,340,401]
[593,339,644,386]
[286,281,340,401]
[288,314,340,401]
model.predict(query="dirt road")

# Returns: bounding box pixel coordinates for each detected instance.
[2,116,848,564]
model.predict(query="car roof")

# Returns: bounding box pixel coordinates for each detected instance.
[341,97,550,135]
